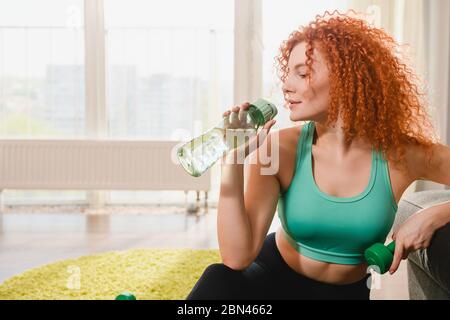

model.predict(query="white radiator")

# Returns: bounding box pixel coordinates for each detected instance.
[0,140,211,192]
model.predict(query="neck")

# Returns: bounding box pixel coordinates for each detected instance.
[313,118,370,159]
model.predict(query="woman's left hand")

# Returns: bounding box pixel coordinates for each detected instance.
[389,207,442,274]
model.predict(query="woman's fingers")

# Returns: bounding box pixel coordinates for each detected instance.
[389,240,404,274]
[228,106,239,126]
[238,108,248,125]
[223,110,231,127]
[238,102,250,125]
[223,103,250,128]
[223,101,276,137]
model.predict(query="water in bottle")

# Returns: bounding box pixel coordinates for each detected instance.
[177,98,277,177]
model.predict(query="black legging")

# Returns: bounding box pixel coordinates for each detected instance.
[186,232,371,300]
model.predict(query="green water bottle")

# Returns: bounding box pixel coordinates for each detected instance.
[364,241,396,274]
[177,98,278,177]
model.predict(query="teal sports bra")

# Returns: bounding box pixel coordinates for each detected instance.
[277,121,398,265]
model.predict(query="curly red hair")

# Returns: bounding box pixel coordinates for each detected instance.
[276,10,441,173]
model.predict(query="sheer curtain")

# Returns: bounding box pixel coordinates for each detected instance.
[420,0,450,190]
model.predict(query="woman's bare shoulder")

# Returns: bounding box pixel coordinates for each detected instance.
[276,123,303,149]
[269,124,304,191]
[252,123,303,167]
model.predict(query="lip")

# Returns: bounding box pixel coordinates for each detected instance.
[288,101,302,109]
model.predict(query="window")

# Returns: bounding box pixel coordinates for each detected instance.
[0,0,85,138]
[1,0,359,206]
[105,0,234,140]
[104,0,234,204]
[0,0,86,204]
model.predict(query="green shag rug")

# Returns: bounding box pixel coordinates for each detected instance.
[0,248,221,300]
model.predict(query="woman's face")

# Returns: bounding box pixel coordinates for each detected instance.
[282,42,331,123]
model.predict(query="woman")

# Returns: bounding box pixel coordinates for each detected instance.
[187,11,450,300]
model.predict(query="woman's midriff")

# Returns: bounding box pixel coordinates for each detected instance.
[275,227,369,285]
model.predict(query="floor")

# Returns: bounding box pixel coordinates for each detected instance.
[0,206,409,299]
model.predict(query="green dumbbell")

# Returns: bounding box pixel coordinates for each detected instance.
[115,292,137,300]
[364,241,395,274]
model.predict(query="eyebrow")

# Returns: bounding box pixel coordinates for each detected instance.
[288,63,307,71]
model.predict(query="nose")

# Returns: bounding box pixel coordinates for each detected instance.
[282,82,294,98]
[282,72,296,97]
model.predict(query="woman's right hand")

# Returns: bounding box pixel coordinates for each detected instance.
[222,102,276,162]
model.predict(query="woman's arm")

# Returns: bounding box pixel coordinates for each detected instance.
[430,200,450,227]
[389,142,450,274]
[217,121,279,270]
[389,200,450,274]
[218,151,252,269]
[410,142,450,185]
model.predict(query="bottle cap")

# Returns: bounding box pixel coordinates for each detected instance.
[249,99,278,127]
